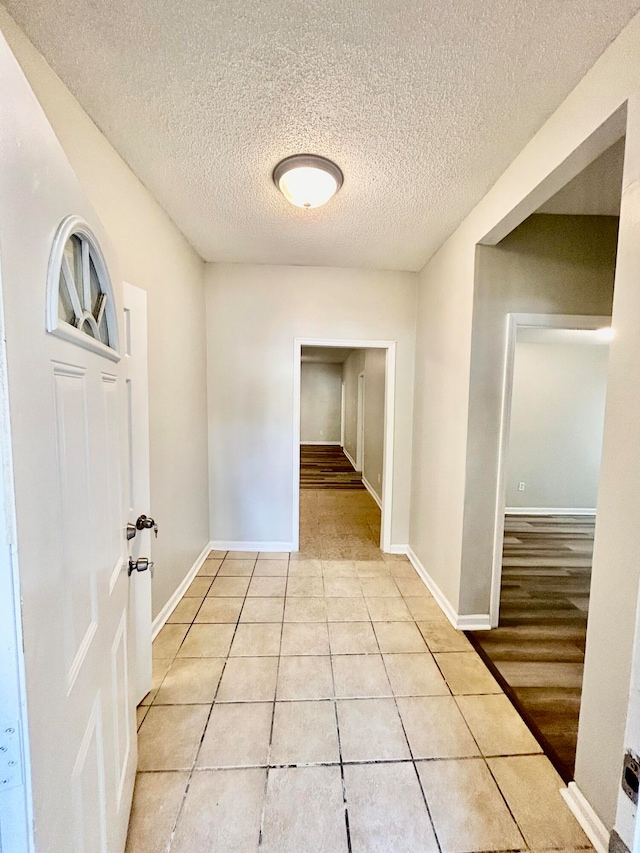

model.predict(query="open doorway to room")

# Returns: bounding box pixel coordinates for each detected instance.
[467,134,624,783]
[293,340,395,558]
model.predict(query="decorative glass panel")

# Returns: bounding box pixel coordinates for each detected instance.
[63,234,82,294]
[56,232,114,349]
[58,270,76,324]
[47,216,119,361]
[89,258,101,315]
[98,312,109,347]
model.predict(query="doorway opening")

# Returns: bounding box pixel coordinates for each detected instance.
[292,339,396,556]
[466,133,624,783]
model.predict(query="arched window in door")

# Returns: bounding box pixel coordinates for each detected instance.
[47,215,120,360]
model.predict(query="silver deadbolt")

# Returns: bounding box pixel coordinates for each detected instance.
[128,557,154,577]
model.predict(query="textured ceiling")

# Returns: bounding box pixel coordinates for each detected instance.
[6,1,640,271]
[538,138,625,216]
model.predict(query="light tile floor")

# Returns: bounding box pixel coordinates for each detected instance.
[127,492,592,852]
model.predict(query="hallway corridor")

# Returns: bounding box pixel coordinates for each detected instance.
[128,493,591,852]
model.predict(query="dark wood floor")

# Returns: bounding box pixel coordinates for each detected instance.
[300,444,365,490]
[468,514,594,782]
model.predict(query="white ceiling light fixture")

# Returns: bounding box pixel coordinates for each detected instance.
[273,154,343,209]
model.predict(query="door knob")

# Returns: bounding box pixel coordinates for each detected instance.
[128,557,154,577]
[136,515,158,538]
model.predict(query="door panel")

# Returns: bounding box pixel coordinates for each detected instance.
[111,611,131,807]
[52,362,99,688]
[102,372,126,594]
[72,696,108,853]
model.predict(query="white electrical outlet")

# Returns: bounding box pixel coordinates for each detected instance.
[518,481,525,492]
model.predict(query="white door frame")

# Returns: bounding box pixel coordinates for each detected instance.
[340,381,346,447]
[0,282,34,850]
[489,312,611,627]
[356,371,365,472]
[614,574,640,853]
[293,338,396,553]
[123,282,152,705]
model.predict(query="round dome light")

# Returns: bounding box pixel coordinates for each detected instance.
[273,154,343,209]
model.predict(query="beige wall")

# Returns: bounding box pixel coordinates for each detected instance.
[363,348,386,502]
[506,339,609,509]
[461,214,617,614]
[300,362,342,443]
[206,264,416,547]
[1,9,211,620]
[410,10,640,832]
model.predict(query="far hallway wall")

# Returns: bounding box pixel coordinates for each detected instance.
[206,264,416,549]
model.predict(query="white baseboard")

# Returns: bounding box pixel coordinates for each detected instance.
[561,782,609,853]
[456,613,492,630]
[343,446,358,471]
[406,547,491,631]
[362,475,383,510]
[300,441,341,446]
[387,544,409,555]
[505,507,596,516]
[406,547,459,629]
[210,540,294,552]
[152,541,211,639]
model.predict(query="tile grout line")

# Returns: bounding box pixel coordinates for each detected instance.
[394,586,534,852]
[373,610,444,853]
[141,752,548,773]
[163,552,252,852]
[328,611,353,853]
[425,654,530,849]
[483,754,531,850]
[257,555,289,849]
[426,636,530,810]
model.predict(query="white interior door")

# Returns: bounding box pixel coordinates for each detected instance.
[123,282,153,705]
[0,31,138,852]
[21,237,137,853]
